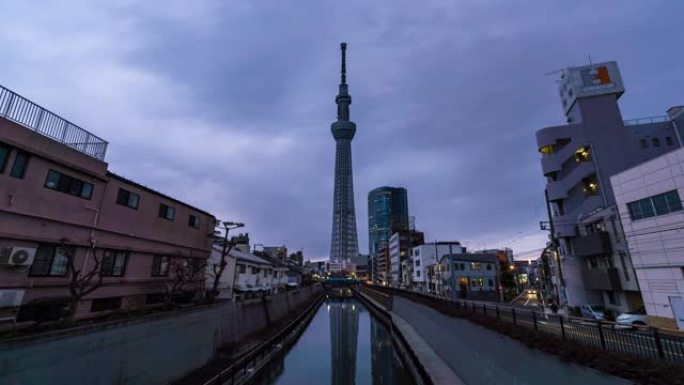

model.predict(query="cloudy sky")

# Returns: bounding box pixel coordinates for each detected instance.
[1,1,682,260]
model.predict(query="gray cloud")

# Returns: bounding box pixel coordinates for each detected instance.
[1,0,682,260]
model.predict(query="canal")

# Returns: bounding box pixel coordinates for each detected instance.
[247,296,413,385]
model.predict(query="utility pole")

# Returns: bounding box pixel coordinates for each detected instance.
[543,189,566,308]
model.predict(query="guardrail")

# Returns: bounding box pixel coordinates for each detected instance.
[373,286,684,364]
[623,115,670,126]
[0,85,108,160]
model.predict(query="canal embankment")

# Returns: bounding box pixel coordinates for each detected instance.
[0,285,322,385]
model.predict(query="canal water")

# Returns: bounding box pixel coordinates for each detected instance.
[247,297,413,385]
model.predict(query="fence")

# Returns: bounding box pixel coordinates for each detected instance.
[0,85,108,160]
[374,287,684,364]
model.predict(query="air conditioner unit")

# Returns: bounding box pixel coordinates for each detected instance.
[0,247,37,266]
[0,290,25,308]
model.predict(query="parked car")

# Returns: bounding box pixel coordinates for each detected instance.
[615,307,648,329]
[580,304,605,320]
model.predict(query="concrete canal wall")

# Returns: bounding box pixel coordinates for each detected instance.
[0,286,321,385]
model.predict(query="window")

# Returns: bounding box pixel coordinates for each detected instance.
[488,278,494,287]
[116,188,140,209]
[471,278,484,288]
[460,263,465,271]
[158,204,175,220]
[639,139,648,149]
[666,136,674,146]
[628,190,683,220]
[606,291,621,306]
[188,215,201,229]
[0,144,10,173]
[101,250,128,276]
[151,255,169,277]
[263,269,268,277]
[416,270,421,277]
[415,249,420,256]
[91,297,122,312]
[452,262,459,271]
[415,259,421,267]
[29,244,71,277]
[238,264,246,274]
[10,151,29,179]
[44,169,93,199]
[653,138,661,147]
[582,175,599,196]
[470,262,481,270]
[486,263,492,271]
[254,267,260,275]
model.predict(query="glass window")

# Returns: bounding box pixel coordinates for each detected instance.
[29,244,70,277]
[158,204,175,220]
[415,259,420,267]
[10,151,29,179]
[101,250,127,277]
[471,278,484,287]
[652,194,669,215]
[44,169,93,200]
[116,188,140,209]
[666,136,674,146]
[470,262,481,270]
[629,190,683,220]
[151,255,169,277]
[238,264,246,274]
[665,190,683,212]
[486,263,492,270]
[639,139,648,149]
[488,278,494,287]
[0,144,9,173]
[188,215,201,229]
[416,270,421,277]
[652,138,661,147]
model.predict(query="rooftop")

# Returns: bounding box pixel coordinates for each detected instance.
[0,84,108,161]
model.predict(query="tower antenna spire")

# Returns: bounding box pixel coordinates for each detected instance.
[340,42,347,85]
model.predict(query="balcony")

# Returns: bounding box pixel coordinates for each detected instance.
[0,85,108,160]
[546,180,568,201]
[581,267,622,291]
[573,231,612,257]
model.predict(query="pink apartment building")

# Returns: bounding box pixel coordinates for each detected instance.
[0,85,216,321]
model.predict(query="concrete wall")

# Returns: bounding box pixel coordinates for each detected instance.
[0,285,320,385]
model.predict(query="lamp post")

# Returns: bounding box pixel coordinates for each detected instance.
[212,220,244,302]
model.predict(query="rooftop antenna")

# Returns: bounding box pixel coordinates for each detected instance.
[588,54,593,65]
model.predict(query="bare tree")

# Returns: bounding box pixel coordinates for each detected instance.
[163,257,206,306]
[206,221,244,302]
[61,238,104,319]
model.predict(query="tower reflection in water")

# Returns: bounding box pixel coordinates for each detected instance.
[328,297,359,385]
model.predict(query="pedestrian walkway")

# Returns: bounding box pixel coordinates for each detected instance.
[392,296,632,385]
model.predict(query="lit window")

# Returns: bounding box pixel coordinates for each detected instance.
[470,262,481,270]
[539,145,554,155]
[574,146,591,163]
[582,176,599,196]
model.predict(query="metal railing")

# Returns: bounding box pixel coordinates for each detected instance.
[373,287,684,364]
[623,115,670,126]
[0,85,108,160]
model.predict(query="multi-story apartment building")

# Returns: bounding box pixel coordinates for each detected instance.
[376,246,390,285]
[410,242,465,292]
[611,144,684,329]
[433,253,499,301]
[389,229,424,287]
[368,186,409,282]
[535,61,684,313]
[0,85,215,321]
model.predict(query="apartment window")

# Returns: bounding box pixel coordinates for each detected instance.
[44,169,93,199]
[471,278,484,288]
[116,188,140,209]
[263,270,268,277]
[488,278,494,287]
[10,151,29,179]
[91,297,122,312]
[640,139,648,149]
[254,267,260,274]
[653,138,661,147]
[238,264,246,274]
[101,250,128,277]
[666,136,674,146]
[460,263,465,270]
[415,249,420,256]
[470,262,481,270]
[29,244,71,277]
[188,215,201,229]
[158,204,175,220]
[486,263,492,271]
[628,190,683,220]
[582,175,599,196]
[151,255,169,277]
[0,143,10,173]
[415,259,421,267]
[452,262,459,271]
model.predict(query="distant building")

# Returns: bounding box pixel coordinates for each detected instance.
[368,186,409,282]
[261,246,288,263]
[0,84,215,321]
[376,246,390,285]
[389,229,424,287]
[410,242,465,292]
[611,145,684,329]
[434,253,499,301]
[535,61,684,312]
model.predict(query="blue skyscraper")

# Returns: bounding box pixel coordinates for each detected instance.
[368,187,409,281]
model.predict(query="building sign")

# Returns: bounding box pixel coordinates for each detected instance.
[559,61,625,115]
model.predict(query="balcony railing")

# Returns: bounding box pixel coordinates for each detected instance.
[0,85,108,161]
[573,231,612,257]
[623,115,669,126]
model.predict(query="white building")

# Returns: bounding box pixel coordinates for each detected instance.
[232,249,276,299]
[410,242,466,292]
[205,247,237,299]
[611,147,684,329]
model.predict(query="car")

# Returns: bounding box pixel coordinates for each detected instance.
[580,304,605,320]
[615,307,648,329]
